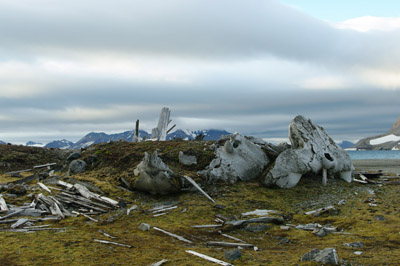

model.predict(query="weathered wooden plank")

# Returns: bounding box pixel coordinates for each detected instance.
[191,224,223,229]
[0,195,9,211]
[207,241,254,248]
[183,175,216,204]
[0,209,23,220]
[93,239,133,248]
[149,259,168,266]
[72,211,99,222]
[38,182,52,194]
[11,218,30,229]
[98,230,117,239]
[153,227,193,244]
[152,206,177,213]
[4,169,32,175]
[220,233,246,243]
[33,163,57,169]
[305,206,335,216]
[185,250,233,266]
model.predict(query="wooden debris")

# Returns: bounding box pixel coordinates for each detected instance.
[305,206,335,216]
[33,162,57,169]
[152,206,177,213]
[207,241,254,249]
[153,226,193,244]
[153,213,168,217]
[57,180,74,190]
[0,209,23,220]
[0,227,67,233]
[354,179,368,184]
[5,169,32,175]
[0,195,9,211]
[98,230,117,239]
[93,239,133,248]
[127,204,137,215]
[191,224,223,229]
[183,175,216,204]
[185,250,233,266]
[219,232,246,243]
[72,211,99,222]
[38,182,52,194]
[147,204,176,212]
[11,218,30,229]
[149,259,168,266]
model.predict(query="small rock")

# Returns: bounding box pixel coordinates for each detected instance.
[214,204,225,209]
[338,199,346,205]
[179,151,197,166]
[117,199,127,208]
[278,237,291,244]
[224,248,242,261]
[301,248,339,265]
[354,251,363,255]
[139,223,151,231]
[245,224,270,232]
[280,225,290,230]
[344,241,364,248]
[315,228,328,237]
[67,152,81,161]
[11,172,22,178]
[69,160,86,174]
[374,215,386,221]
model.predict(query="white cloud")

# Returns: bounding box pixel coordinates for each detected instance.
[334,16,400,32]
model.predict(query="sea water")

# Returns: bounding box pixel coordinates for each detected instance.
[348,150,400,160]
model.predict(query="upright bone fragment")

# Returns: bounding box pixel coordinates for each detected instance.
[133,151,181,194]
[262,115,354,188]
[151,107,171,141]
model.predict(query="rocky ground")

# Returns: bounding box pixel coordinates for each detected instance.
[0,142,399,265]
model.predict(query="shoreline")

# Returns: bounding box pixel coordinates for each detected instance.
[352,159,400,173]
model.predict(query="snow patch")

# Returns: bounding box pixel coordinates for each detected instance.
[370,134,400,145]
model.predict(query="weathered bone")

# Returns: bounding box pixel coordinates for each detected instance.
[261,115,354,188]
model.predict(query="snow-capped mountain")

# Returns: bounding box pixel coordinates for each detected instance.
[45,139,74,149]
[337,141,354,149]
[354,116,400,150]
[26,141,45,147]
[167,129,231,141]
[70,130,151,149]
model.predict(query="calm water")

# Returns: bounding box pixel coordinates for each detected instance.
[348,150,400,160]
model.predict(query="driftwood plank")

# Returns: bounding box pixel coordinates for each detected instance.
[98,230,117,239]
[207,241,254,248]
[0,209,23,220]
[0,195,9,211]
[191,224,223,229]
[153,226,193,244]
[11,218,30,229]
[38,182,52,194]
[149,259,168,266]
[305,206,335,216]
[93,239,133,248]
[220,233,246,243]
[185,250,233,266]
[72,211,99,222]
[183,175,216,204]
[152,206,177,213]
[33,163,57,169]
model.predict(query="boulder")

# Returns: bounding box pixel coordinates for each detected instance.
[178,151,197,166]
[261,116,354,188]
[201,133,269,183]
[224,248,242,261]
[301,248,339,265]
[67,152,81,161]
[69,160,86,174]
[133,151,181,195]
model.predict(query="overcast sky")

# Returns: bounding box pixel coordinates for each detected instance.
[0,0,399,144]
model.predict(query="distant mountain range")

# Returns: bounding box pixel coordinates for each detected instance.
[0,140,5,145]
[337,141,355,149]
[22,129,232,149]
[354,116,400,150]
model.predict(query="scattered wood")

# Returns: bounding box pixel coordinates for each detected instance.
[127,204,137,215]
[57,180,74,190]
[191,224,223,229]
[98,230,117,239]
[0,227,67,233]
[72,211,99,222]
[359,174,368,181]
[33,163,57,169]
[38,182,52,194]
[0,209,24,220]
[219,232,246,243]
[11,218,30,229]
[0,195,9,211]
[147,204,177,212]
[93,239,133,248]
[183,175,216,204]
[152,206,177,213]
[185,250,233,266]
[5,169,32,175]
[153,226,193,244]
[149,259,169,266]
[207,241,254,249]
[353,179,368,184]
[305,206,335,216]
[153,213,168,217]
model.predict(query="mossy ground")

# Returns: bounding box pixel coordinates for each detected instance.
[0,142,399,265]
